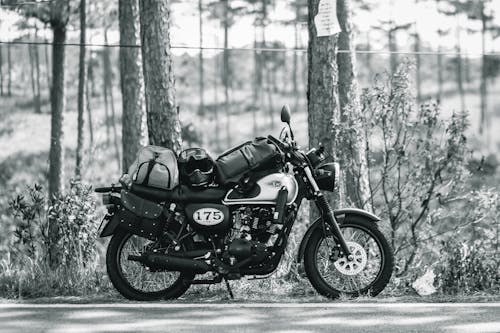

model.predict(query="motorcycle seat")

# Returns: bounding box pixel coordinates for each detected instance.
[130,183,227,203]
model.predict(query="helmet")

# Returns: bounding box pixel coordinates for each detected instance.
[178,148,214,187]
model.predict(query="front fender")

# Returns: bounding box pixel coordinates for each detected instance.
[296,208,380,263]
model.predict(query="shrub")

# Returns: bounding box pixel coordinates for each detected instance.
[438,242,499,295]
[2,181,107,298]
[361,61,469,278]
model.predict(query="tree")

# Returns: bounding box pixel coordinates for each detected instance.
[75,0,86,178]
[198,0,205,117]
[436,27,449,102]
[119,0,148,171]
[7,42,12,97]
[102,29,121,171]
[307,0,340,210]
[139,0,181,152]
[0,44,3,96]
[439,1,466,111]
[336,0,372,210]
[373,20,411,74]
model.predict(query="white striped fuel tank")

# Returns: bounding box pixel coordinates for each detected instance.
[222,173,299,205]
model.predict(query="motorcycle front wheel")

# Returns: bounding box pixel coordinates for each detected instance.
[106,230,194,301]
[303,215,394,299]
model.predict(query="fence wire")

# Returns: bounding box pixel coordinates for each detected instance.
[1,40,500,56]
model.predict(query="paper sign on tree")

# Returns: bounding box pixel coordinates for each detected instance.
[314,0,341,37]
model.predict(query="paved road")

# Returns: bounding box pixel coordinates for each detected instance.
[0,303,499,333]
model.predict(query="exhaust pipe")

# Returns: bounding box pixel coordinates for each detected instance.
[128,253,211,274]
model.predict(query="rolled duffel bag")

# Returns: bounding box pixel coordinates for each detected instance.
[127,145,179,190]
[215,137,281,185]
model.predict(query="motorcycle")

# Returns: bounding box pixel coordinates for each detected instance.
[95,105,394,300]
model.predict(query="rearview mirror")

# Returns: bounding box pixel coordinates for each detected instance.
[281,105,291,124]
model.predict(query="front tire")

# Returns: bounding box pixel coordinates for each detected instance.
[106,230,194,301]
[303,216,393,299]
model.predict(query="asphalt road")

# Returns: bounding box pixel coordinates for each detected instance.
[0,303,499,333]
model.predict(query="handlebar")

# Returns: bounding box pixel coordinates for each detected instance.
[267,135,291,152]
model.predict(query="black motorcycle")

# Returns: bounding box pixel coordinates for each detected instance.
[95,105,393,300]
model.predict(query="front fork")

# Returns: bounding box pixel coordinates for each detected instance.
[303,166,353,259]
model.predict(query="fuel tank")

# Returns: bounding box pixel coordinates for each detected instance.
[222,173,299,205]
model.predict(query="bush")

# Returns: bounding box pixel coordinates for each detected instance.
[1,181,108,298]
[438,242,499,295]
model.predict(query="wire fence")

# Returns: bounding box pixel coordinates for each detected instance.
[1,40,500,56]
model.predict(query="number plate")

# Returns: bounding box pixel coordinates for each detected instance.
[193,208,225,226]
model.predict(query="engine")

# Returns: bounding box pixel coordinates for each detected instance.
[223,206,283,265]
[232,206,281,246]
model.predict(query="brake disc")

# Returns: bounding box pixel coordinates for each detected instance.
[333,241,367,275]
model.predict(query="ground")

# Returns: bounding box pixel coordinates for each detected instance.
[1,301,499,333]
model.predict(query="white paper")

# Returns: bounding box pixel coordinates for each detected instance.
[314,0,341,37]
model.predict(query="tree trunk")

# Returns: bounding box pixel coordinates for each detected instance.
[308,0,340,218]
[75,0,86,178]
[213,52,221,151]
[388,28,397,74]
[29,43,38,113]
[223,0,230,148]
[101,48,111,146]
[293,21,299,109]
[85,60,94,148]
[414,32,422,104]
[437,36,443,102]
[48,25,66,199]
[44,34,51,93]
[198,0,205,116]
[366,31,372,79]
[479,4,487,139]
[0,45,3,96]
[455,15,465,111]
[336,0,372,211]
[103,30,121,171]
[253,23,259,135]
[119,0,148,171]
[34,28,41,113]
[7,43,12,97]
[139,0,181,152]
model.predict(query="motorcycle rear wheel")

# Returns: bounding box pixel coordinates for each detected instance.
[303,215,393,299]
[106,230,194,301]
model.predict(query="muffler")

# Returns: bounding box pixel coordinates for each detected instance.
[128,253,211,274]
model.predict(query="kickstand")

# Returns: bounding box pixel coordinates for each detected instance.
[224,278,234,300]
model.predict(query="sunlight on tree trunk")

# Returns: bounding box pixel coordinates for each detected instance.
[139,0,181,152]
[119,0,148,171]
[307,0,341,219]
[336,0,372,211]
[75,0,86,178]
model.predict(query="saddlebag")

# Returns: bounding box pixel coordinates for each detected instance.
[215,137,281,185]
[115,190,164,240]
[127,145,179,190]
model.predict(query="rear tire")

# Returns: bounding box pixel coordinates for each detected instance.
[106,230,194,301]
[303,216,393,299]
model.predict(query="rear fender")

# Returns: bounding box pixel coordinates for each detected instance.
[296,208,380,263]
[98,193,122,237]
[99,214,121,237]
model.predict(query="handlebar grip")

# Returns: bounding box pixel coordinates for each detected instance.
[267,135,289,151]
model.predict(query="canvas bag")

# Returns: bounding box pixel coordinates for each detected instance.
[127,145,179,190]
[216,137,280,184]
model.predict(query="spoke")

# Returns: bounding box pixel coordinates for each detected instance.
[118,234,181,293]
[315,226,384,293]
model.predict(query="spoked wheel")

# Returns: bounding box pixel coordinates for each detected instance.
[106,230,194,301]
[304,216,393,299]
